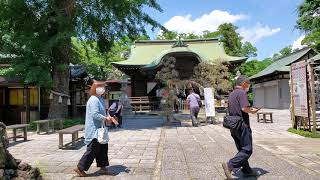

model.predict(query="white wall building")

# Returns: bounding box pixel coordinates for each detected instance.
[251,48,316,109]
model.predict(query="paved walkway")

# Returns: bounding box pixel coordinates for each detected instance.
[8,116,163,180]
[7,110,320,180]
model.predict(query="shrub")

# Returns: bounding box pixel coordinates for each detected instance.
[28,117,85,131]
[287,128,320,138]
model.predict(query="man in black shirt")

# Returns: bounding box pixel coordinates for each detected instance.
[222,75,260,179]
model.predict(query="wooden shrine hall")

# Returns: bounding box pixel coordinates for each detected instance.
[112,38,248,97]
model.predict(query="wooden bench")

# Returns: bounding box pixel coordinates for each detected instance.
[6,124,29,141]
[257,112,273,123]
[58,125,85,149]
[129,96,156,113]
[33,119,64,134]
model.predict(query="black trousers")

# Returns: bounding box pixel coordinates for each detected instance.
[228,124,253,173]
[78,139,109,171]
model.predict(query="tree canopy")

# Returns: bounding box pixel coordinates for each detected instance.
[272,45,293,60]
[0,0,164,118]
[237,58,273,77]
[156,23,257,58]
[296,0,320,52]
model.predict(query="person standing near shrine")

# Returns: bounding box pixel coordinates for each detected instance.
[186,89,201,127]
[108,99,123,128]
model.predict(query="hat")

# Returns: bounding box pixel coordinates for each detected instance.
[236,75,250,86]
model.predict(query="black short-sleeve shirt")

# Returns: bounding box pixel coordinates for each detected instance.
[228,87,250,126]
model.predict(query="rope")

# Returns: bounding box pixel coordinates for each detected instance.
[50,90,70,98]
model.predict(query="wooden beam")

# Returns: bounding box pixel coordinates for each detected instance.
[307,63,317,133]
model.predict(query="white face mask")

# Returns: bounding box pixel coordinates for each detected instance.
[96,87,105,95]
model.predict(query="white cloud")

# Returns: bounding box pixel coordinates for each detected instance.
[163,10,247,35]
[238,23,280,44]
[292,35,307,50]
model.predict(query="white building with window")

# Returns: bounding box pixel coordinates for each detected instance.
[250,48,317,109]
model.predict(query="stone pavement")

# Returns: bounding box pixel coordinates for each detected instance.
[250,109,320,177]
[8,116,163,180]
[7,110,320,180]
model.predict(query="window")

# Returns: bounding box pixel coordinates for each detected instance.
[30,88,38,106]
[9,88,39,106]
[9,89,24,105]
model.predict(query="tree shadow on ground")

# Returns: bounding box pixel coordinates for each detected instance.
[232,167,269,179]
[8,139,32,147]
[85,165,130,177]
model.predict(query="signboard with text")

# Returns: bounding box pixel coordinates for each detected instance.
[291,61,309,117]
[204,88,215,117]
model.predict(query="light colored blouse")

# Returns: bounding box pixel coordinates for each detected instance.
[84,95,107,145]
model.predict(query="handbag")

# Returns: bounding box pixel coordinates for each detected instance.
[97,121,109,144]
[223,115,243,130]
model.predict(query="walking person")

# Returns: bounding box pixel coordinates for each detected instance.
[186,89,201,127]
[108,99,123,128]
[74,80,118,177]
[222,75,260,179]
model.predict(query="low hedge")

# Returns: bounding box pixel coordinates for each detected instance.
[287,128,320,138]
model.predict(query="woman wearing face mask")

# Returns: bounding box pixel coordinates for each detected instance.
[74,80,117,177]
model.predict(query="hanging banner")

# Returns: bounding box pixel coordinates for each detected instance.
[204,88,215,117]
[291,61,309,117]
[147,82,157,94]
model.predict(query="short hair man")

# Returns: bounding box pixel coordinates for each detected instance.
[186,89,201,127]
[222,75,260,178]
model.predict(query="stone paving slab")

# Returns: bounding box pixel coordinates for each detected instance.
[160,122,320,180]
[7,110,320,180]
[8,117,164,180]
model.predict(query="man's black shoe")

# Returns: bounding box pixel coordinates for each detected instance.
[241,169,258,177]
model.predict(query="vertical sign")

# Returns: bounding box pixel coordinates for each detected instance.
[204,88,215,117]
[291,61,309,117]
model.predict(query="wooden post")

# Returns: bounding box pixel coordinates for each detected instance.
[290,66,296,128]
[36,123,40,134]
[23,126,27,141]
[307,63,317,134]
[59,133,63,149]
[12,128,16,141]
[26,87,30,123]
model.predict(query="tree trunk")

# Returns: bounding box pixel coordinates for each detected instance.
[47,45,71,119]
[47,0,76,119]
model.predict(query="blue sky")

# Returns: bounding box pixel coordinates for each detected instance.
[144,0,306,60]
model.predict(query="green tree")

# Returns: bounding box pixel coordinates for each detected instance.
[238,58,272,77]
[155,56,179,122]
[216,23,257,57]
[157,31,178,40]
[0,0,163,118]
[218,23,243,56]
[296,0,320,51]
[272,45,293,60]
[180,33,199,40]
[156,23,258,58]
[202,30,220,39]
[192,60,232,92]
[241,41,258,57]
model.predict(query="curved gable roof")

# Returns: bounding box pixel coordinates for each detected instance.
[112,38,247,68]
